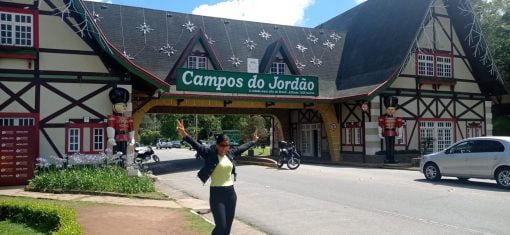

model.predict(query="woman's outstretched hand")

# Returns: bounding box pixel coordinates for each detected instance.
[176,120,188,138]
[252,128,259,143]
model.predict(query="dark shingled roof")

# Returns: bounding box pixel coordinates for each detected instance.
[83,1,346,99]
[84,0,507,101]
[316,0,431,91]
[317,0,507,95]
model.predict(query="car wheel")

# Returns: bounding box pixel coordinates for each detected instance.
[495,167,510,189]
[457,177,470,181]
[424,163,442,181]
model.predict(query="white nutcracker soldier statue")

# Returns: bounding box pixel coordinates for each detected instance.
[378,96,403,164]
[107,87,135,162]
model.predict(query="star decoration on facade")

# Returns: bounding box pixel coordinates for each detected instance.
[92,10,103,22]
[296,44,308,53]
[307,33,319,44]
[182,21,196,33]
[122,50,134,60]
[310,56,322,66]
[296,61,306,71]
[205,33,215,45]
[228,55,243,67]
[323,40,335,50]
[136,22,153,35]
[243,38,257,51]
[259,30,272,40]
[330,33,342,42]
[159,44,176,57]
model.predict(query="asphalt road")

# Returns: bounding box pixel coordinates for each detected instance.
[149,148,510,235]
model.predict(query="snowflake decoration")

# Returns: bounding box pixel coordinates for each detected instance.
[92,10,103,22]
[296,61,306,71]
[310,56,322,66]
[330,33,342,42]
[228,55,243,67]
[243,38,257,51]
[259,30,272,40]
[182,21,196,33]
[205,33,215,45]
[122,50,134,60]
[323,40,335,50]
[296,44,308,53]
[136,22,153,35]
[307,33,319,44]
[159,44,176,57]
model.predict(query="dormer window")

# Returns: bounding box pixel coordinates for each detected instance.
[188,56,208,70]
[270,62,285,75]
[1,12,33,47]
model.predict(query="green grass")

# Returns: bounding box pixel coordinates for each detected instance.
[241,147,271,157]
[0,196,83,235]
[184,209,214,235]
[0,220,46,235]
[29,166,155,194]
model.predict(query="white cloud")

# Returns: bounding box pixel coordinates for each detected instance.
[192,0,315,26]
[355,0,367,4]
[86,0,113,3]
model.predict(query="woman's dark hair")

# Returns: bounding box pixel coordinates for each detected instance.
[215,134,230,144]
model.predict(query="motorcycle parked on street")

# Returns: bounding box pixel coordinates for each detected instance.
[135,146,160,164]
[277,141,301,170]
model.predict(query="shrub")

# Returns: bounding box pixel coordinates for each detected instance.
[0,199,83,234]
[29,166,155,194]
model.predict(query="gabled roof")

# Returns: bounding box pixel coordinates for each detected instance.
[317,0,507,96]
[72,0,171,92]
[82,1,346,100]
[259,37,301,75]
[167,29,224,82]
[317,0,431,92]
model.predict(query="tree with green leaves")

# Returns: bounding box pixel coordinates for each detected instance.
[473,0,510,81]
[241,115,268,144]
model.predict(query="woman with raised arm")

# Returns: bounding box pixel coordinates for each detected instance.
[176,120,258,235]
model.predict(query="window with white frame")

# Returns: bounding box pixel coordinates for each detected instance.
[270,62,285,75]
[466,123,482,138]
[93,128,104,151]
[343,122,362,145]
[420,121,453,153]
[68,128,80,152]
[417,54,434,76]
[0,12,33,47]
[187,56,207,69]
[436,56,452,78]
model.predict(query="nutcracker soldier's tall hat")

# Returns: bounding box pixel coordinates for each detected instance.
[383,96,398,108]
[109,87,129,104]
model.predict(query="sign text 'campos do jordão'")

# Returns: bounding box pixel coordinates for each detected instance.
[176,68,318,96]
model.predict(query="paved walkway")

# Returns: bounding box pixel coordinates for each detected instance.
[0,184,265,235]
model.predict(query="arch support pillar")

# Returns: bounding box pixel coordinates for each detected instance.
[314,104,341,162]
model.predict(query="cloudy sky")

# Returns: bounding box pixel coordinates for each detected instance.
[86,0,366,27]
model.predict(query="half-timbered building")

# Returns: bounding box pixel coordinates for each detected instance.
[1,0,507,185]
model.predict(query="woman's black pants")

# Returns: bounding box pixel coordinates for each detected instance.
[210,186,237,235]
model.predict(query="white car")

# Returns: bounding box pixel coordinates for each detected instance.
[420,136,510,189]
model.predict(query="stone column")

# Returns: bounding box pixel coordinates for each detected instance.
[365,96,382,155]
[485,101,493,136]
